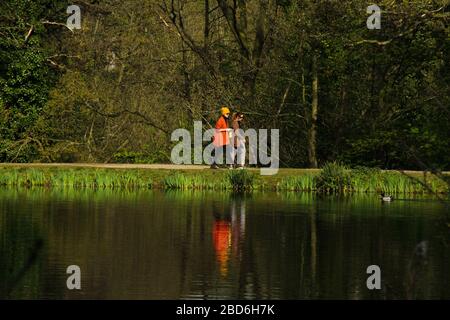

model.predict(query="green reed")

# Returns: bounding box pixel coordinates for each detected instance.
[163,172,231,190]
[0,168,153,189]
[278,174,316,191]
[0,166,447,194]
[227,170,255,191]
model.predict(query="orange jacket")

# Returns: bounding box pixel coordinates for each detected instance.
[213,116,230,147]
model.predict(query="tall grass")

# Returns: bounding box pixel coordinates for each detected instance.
[163,170,255,191]
[278,163,448,194]
[278,174,316,191]
[315,162,353,193]
[0,168,152,189]
[227,170,255,191]
[350,166,447,194]
[0,166,447,194]
[163,173,230,190]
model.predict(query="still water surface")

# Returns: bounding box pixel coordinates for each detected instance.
[0,188,449,299]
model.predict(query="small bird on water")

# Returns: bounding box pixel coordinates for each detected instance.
[380,192,393,202]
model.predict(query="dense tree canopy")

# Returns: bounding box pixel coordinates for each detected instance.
[0,0,449,169]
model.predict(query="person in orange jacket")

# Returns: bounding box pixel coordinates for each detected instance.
[211,107,233,169]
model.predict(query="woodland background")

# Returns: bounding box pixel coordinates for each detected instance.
[0,0,448,169]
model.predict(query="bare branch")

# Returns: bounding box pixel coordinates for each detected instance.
[217,0,250,60]
[41,20,74,33]
[46,58,65,69]
[24,25,34,44]
[159,1,217,77]
[354,39,393,46]
[84,102,169,134]
[47,54,82,59]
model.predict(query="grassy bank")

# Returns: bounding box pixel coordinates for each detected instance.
[0,165,448,194]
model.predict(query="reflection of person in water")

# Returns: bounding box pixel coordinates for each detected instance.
[212,198,246,277]
[212,214,231,277]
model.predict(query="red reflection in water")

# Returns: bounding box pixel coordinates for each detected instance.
[212,200,246,277]
[213,220,231,276]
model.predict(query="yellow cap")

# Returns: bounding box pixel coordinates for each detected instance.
[221,107,230,115]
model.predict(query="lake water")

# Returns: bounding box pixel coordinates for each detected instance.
[0,188,449,299]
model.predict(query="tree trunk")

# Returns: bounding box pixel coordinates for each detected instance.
[204,0,209,51]
[308,54,318,168]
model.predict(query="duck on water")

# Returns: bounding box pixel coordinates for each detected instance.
[380,192,394,202]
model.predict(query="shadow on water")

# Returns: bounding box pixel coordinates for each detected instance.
[0,187,449,299]
[0,192,44,299]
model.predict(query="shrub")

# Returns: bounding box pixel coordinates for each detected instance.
[315,161,352,193]
[227,170,255,191]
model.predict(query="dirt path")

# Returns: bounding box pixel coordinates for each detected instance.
[0,163,444,175]
[0,163,210,170]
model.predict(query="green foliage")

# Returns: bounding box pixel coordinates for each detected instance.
[315,162,353,193]
[0,168,153,189]
[0,0,448,170]
[227,170,255,191]
[279,174,316,191]
[349,166,448,194]
[163,172,230,190]
[0,167,447,193]
[111,150,167,164]
[0,0,68,161]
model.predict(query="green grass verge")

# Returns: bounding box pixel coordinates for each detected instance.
[0,166,448,194]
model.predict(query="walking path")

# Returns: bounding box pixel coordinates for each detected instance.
[0,163,211,170]
[0,163,444,176]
